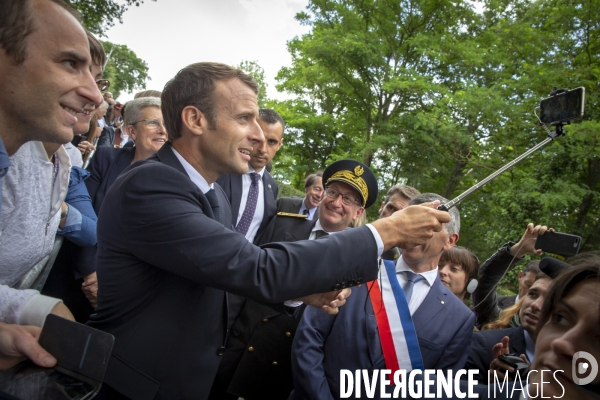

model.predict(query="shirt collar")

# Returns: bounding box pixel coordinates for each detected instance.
[247,166,265,178]
[395,256,438,287]
[301,198,316,211]
[170,146,213,194]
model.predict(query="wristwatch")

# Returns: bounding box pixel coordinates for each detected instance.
[60,204,69,220]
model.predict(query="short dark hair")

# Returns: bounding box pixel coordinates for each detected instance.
[383,185,420,205]
[439,246,480,299]
[304,171,323,189]
[162,62,258,141]
[534,258,600,341]
[259,109,285,131]
[409,193,460,234]
[87,30,106,69]
[0,0,81,65]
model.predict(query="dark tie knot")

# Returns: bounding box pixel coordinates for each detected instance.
[314,229,329,239]
[251,172,260,184]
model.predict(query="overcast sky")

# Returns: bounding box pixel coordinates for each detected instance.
[105,0,311,103]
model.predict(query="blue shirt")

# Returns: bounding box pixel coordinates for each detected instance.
[0,137,10,215]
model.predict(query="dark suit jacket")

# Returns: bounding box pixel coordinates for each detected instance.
[216,170,278,242]
[276,196,303,214]
[291,274,476,400]
[464,326,527,383]
[219,216,317,399]
[96,125,116,147]
[88,143,380,400]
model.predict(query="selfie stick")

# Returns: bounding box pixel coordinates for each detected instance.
[438,124,566,212]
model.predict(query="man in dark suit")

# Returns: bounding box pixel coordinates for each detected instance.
[473,223,551,329]
[290,193,475,400]
[465,271,553,383]
[87,62,451,400]
[277,171,324,219]
[216,109,283,242]
[215,160,379,400]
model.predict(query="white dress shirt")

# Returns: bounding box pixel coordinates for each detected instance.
[393,257,439,315]
[236,168,265,243]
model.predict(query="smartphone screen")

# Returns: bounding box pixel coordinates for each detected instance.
[539,87,585,125]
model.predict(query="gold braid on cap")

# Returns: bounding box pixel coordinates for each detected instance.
[326,165,368,206]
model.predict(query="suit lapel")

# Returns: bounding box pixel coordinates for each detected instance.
[510,326,527,356]
[412,277,449,333]
[230,174,243,224]
[154,143,217,221]
[362,284,384,366]
[261,172,277,230]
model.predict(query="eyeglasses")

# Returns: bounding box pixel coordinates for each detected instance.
[96,79,110,92]
[132,119,166,130]
[324,186,361,206]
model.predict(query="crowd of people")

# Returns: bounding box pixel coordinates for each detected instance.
[0,0,599,399]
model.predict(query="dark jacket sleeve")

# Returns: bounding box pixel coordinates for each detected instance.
[464,331,492,383]
[104,163,379,302]
[290,306,337,400]
[473,242,523,329]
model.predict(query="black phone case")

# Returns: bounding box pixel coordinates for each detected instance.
[0,315,114,400]
[535,231,581,257]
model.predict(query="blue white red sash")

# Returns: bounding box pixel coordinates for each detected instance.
[367,259,424,375]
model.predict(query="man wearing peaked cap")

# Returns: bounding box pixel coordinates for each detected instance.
[213,159,379,399]
[322,159,379,208]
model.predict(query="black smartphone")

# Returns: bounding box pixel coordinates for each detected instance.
[0,315,114,400]
[539,87,585,126]
[497,354,529,378]
[535,231,582,257]
[71,135,83,147]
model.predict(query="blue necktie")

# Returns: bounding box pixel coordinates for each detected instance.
[403,271,425,304]
[236,173,260,236]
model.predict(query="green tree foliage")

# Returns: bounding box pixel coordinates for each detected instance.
[67,0,155,37]
[101,41,149,99]
[237,61,269,108]
[275,0,600,290]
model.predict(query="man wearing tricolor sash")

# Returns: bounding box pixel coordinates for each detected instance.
[290,193,476,400]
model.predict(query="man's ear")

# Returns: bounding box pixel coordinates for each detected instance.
[518,271,524,280]
[444,232,459,250]
[181,106,209,137]
[353,207,365,221]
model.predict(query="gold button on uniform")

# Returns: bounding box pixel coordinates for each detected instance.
[285,332,291,337]
[248,346,254,352]
[272,361,278,366]
[441,301,445,305]
[263,318,268,322]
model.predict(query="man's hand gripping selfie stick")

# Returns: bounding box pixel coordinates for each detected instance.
[437,124,566,212]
